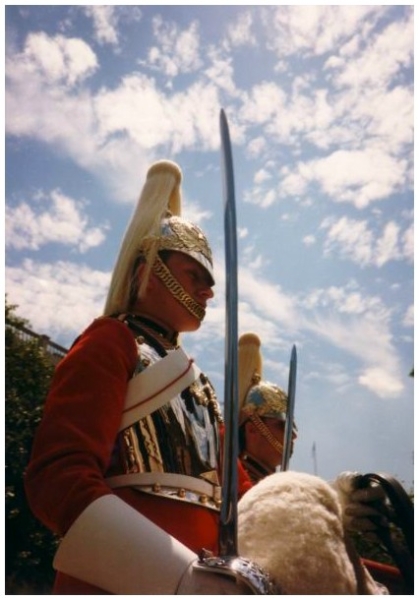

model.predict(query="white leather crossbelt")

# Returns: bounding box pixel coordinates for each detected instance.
[106,472,222,512]
[120,347,201,431]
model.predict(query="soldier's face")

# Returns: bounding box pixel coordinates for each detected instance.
[136,252,214,333]
[244,418,296,470]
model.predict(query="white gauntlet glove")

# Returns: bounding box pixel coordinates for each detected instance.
[331,471,388,535]
[54,495,255,595]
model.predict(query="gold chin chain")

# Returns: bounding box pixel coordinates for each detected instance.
[250,414,284,454]
[152,256,205,322]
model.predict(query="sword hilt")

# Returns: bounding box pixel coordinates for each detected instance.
[196,550,281,594]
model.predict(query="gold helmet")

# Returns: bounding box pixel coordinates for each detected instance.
[142,216,213,281]
[104,160,214,319]
[239,333,297,434]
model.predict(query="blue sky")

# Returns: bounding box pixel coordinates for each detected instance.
[5,6,414,489]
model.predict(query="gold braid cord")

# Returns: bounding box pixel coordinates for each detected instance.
[152,256,205,322]
[250,413,284,454]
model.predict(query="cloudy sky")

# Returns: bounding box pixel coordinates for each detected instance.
[5,6,414,489]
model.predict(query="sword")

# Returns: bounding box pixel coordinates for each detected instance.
[219,107,239,558]
[281,345,297,472]
[196,109,279,594]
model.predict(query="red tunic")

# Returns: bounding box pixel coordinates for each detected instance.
[25,317,252,594]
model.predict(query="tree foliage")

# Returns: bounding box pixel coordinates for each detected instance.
[5,299,59,593]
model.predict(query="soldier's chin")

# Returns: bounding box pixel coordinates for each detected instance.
[191,312,205,329]
[176,310,204,333]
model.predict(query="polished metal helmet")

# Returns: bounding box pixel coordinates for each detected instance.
[241,380,288,422]
[104,160,214,318]
[140,215,214,285]
[239,333,297,435]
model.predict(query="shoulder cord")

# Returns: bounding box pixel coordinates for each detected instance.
[239,451,275,484]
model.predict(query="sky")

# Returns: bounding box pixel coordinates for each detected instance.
[5,5,414,490]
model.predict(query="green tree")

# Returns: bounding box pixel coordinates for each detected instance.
[5,299,59,593]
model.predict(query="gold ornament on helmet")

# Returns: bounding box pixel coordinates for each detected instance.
[140,216,214,284]
[241,382,289,421]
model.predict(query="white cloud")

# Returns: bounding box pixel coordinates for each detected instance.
[4,37,168,202]
[4,27,215,202]
[321,216,413,267]
[262,5,383,58]
[240,265,298,329]
[225,11,257,48]
[254,168,271,184]
[402,223,413,262]
[6,260,111,343]
[354,86,413,155]
[279,167,309,198]
[84,6,120,46]
[204,48,237,96]
[305,362,353,396]
[182,201,212,227]
[240,81,286,126]
[239,81,411,210]
[7,38,223,199]
[7,10,412,216]
[300,281,389,318]
[322,216,373,266]
[305,312,403,399]
[296,281,404,399]
[233,241,404,398]
[302,149,407,209]
[375,222,400,267]
[303,235,316,247]
[6,189,109,252]
[246,136,268,158]
[82,6,143,48]
[203,251,297,352]
[94,73,223,156]
[358,367,403,399]
[233,245,405,400]
[6,31,98,88]
[244,187,276,209]
[402,305,414,328]
[146,17,202,77]
[331,11,414,90]
[235,8,413,215]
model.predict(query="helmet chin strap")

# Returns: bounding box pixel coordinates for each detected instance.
[152,255,205,322]
[239,450,275,484]
[249,413,284,454]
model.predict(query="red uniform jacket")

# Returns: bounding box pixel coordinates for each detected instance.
[25,317,252,594]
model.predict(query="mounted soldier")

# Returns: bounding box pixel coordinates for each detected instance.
[236,332,409,594]
[24,159,256,594]
[25,112,412,594]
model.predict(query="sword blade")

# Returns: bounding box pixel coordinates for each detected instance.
[281,345,297,472]
[219,108,239,558]
[194,110,281,594]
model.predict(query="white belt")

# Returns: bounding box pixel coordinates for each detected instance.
[106,472,222,511]
[120,347,202,431]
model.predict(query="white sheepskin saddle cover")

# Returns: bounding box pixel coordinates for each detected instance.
[238,471,378,595]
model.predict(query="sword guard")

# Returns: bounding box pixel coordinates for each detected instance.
[196,549,281,594]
